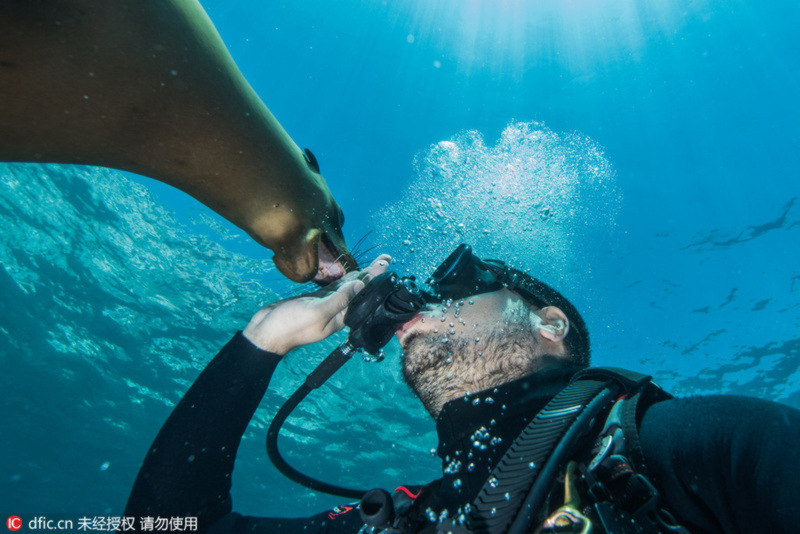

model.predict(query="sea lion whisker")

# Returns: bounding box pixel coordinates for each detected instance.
[351,231,378,257]
[280,282,316,299]
[352,243,386,264]
[349,230,373,254]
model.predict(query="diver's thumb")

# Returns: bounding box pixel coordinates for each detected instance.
[321,280,364,316]
[339,279,365,306]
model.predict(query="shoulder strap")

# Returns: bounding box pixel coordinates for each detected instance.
[618,380,673,477]
[465,368,649,534]
[571,367,653,393]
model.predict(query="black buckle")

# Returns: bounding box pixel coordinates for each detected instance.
[592,474,689,534]
[628,475,689,534]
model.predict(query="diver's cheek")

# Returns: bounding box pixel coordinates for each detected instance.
[395,314,424,341]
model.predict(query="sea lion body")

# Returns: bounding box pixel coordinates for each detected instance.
[0,0,355,283]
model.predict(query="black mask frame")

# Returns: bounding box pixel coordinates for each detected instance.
[427,243,584,343]
[429,243,549,307]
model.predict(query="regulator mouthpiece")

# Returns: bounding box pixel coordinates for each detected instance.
[344,271,427,355]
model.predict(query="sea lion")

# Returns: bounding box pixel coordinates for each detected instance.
[0,0,356,283]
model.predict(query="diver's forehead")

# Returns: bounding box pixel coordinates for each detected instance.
[429,287,520,313]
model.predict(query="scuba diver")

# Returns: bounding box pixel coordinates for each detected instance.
[124,244,800,533]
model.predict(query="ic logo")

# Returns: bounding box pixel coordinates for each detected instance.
[6,516,22,532]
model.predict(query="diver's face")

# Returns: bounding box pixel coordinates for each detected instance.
[397,288,547,417]
[396,285,572,417]
[395,288,523,348]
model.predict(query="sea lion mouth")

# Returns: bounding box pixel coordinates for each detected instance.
[312,233,358,285]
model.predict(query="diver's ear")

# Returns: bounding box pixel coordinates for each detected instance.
[536,306,569,344]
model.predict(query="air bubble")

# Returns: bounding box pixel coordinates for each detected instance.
[372,122,620,291]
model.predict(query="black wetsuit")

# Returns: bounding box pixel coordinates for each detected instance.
[124,333,800,533]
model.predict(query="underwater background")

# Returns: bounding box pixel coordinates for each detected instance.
[1,0,799,521]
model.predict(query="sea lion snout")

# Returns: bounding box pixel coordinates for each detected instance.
[272,226,357,285]
[267,156,358,284]
[314,230,358,283]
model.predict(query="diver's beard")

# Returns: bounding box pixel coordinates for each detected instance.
[400,333,475,417]
[400,323,542,418]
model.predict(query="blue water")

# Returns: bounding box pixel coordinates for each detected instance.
[2,0,799,520]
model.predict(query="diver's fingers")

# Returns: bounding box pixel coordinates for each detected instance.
[318,279,365,333]
[368,254,392,269]
[302,254,389,303]
[370,254,392,266]
[327,307,350,338]
[357,254,392,284]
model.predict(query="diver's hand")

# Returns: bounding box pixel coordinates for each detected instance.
[243,255,392,355]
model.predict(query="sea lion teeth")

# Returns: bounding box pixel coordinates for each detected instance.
[0,0,356,283]
[313,240,348,283]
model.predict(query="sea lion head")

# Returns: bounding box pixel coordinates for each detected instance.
[269,201,357,284]
[267,150,358,284]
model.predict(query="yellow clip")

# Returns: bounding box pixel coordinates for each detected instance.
[539,462,593,534]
